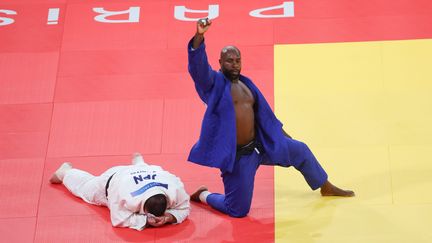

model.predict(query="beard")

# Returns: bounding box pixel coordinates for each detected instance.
[223,69,240,81]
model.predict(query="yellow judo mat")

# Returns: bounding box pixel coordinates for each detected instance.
[274,39,432,243]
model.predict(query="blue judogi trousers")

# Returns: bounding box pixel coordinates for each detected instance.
[206,138,328,217]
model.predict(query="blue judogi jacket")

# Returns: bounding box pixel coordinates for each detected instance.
[187,38,289,173]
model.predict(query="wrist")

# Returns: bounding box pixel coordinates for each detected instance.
[195,32,204,38]
[192,34,204,49]
[166,213,176,224]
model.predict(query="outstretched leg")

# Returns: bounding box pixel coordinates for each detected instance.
[279,138,354,197]
[62,168,109,206]
[51,163,127,206]
[131,152,148,166]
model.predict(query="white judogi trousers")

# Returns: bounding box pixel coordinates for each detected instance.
[63,165,129,207]
[62,154,146,207]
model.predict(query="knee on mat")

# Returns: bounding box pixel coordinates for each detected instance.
[227,207,250,218]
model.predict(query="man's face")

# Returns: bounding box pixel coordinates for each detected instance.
[219,48,241,81]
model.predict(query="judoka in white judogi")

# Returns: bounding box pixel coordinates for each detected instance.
[50,153,190,231]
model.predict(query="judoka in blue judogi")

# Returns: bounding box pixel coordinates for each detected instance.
[188,18,355,218]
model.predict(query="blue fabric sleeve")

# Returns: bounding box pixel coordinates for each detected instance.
[187,37,217,99]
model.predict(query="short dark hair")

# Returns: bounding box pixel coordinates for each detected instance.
[144,194,167,217]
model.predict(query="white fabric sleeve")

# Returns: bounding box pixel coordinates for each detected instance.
[110,203,147,231]
[165,185,191,224]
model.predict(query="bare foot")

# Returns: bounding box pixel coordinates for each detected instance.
[190,186,208,202]
[320,181,355,197]
[49,162,73,184]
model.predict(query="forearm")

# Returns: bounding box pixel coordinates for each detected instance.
[192,33,204,49]
[111,212,147,231]
[164,185,190,224]
[165,213,177,224]
[188,37,215,93]
[165,207,189,224]
[193,18,210,49]
[188,18,214,98]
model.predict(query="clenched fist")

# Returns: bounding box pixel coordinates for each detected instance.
[196,18,212,35]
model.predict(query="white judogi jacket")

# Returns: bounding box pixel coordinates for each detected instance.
[106,163,190,231]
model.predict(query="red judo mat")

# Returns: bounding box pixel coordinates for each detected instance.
[1,1,431,242]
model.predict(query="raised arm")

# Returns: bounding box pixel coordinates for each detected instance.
[188,18,216,96]
[192,18,211,49]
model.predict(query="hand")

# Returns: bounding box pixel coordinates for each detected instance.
[196,18,212,35]
[146,213,176,227]
[163,213,176,224]
[146,214,165,227]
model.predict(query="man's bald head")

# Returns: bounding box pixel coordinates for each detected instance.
[220,45,241,59]
[219,45,242,82]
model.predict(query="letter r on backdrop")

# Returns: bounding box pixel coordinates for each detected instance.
[174,4,219,21]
